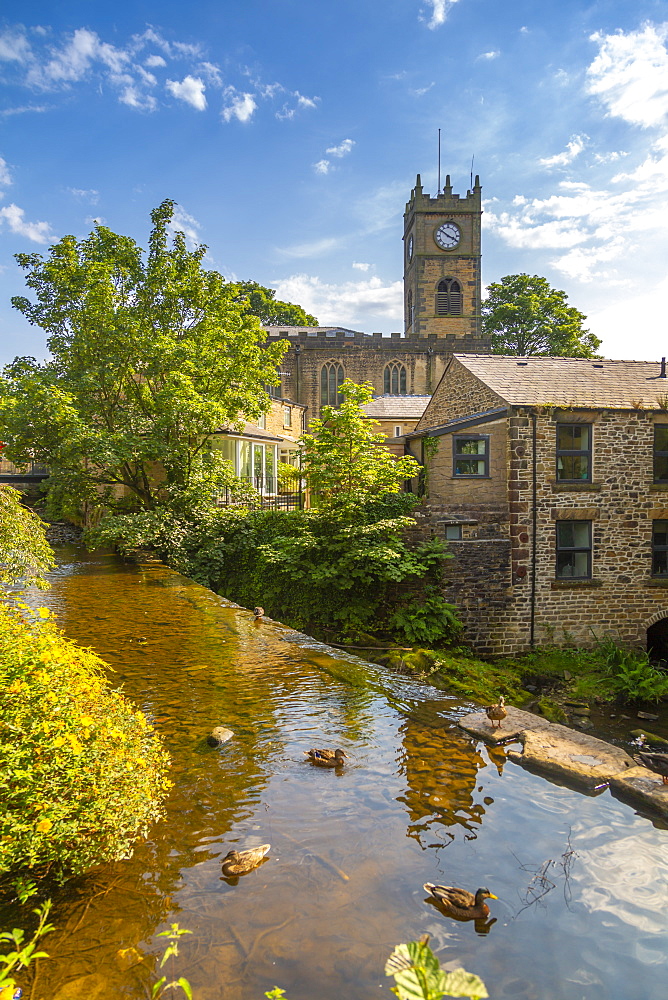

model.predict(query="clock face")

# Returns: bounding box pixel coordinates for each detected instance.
[434,222,461,250]
[407,234,414,261]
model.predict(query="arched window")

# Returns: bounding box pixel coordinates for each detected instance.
[320,361,344,406]
[406,289,414,330]
[384,362,407,395]
[436,278,463,316]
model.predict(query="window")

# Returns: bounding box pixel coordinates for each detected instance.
[436,278,463,316]
[652,520,668,576]
[320,362,344,406]
[453,435,489,476]
[445,524,462,540]
[556,423,592,481]
[283,406,292,428]
[654,426,668,482]
[384,362,407,395]
[257,412,266,429]
[394,425,402,437]
[556,521,591,578]
[406,289,414,330]
[266,381,282,399]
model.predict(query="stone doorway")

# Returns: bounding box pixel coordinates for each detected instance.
[647,617,668,665]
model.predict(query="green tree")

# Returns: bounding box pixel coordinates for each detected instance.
[300,380,420,505]
[0,201,287,515]
[233,280,317,326]
[0,485,53,587]
[482,273,601,357]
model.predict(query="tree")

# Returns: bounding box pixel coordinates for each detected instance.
[233,280,318,326]
[0,485,53,587]
[482,274,601,357]
[0,201,288,515]
[300,380,420,504]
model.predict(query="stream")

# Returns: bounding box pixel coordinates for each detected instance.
[8,545,668,1000]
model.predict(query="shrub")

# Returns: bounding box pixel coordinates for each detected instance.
[0,603,171,882]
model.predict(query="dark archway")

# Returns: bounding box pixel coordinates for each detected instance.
[647,617,668,663]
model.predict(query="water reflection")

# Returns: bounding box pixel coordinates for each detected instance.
[10,546,668,1000]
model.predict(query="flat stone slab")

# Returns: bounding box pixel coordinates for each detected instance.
[507,727,635,793]
[609,765,668,822]
[459,705,553,744]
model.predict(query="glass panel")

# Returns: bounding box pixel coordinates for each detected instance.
[384,367,390,393]
[320,366,328,404]
[459,439,486,455]
[558,425,590,450]
[653,520,668,547]
[212,436,236,463]
[654,456,668,482]
[391,367,398,394]
[655,426,668,451]
[400,367,406,394]
[653,551,668,576]
[253,445,264,479]
[238,441,251,479]
[336,364,344,404]
[445,525,462,540]
[557,522,575,548]
[265,448,274,479]
[571,522,591,547]
[328,365,336,403]
[557,455,590,480]
[455,459,486,475]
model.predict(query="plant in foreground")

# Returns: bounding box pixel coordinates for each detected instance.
[0,899,54,998]
[152,924,192,1000]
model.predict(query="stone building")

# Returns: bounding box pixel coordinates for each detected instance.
[262,174,489,423]
[359,395,431,456]
[406,354,668,657]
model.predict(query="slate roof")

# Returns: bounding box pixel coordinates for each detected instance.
[454,355,668,409]
[361,395,431,419]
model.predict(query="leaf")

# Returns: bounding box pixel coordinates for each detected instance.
[177,977,193,999]
[385,941,488,1000]
[441,969,489,999]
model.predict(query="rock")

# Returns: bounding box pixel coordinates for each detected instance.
[507,726,635,792]
[573,717,594,730]
[458,705,552,745]
[570,706,591,717]
[609,765,668,820]
[637,711,659,721]
[207,726,234,747]
[630,728,668,747]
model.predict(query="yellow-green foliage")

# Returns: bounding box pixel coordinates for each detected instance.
[0,603,171,882]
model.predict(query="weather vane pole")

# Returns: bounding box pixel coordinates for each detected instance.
[438,128,441,192]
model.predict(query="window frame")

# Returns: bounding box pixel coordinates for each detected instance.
[452,434,490,478]
[320,361,344,407]
[556,422,592,483]
[654,425,668,483]
[555,520,592,579]
[652,519,668,577]
[436,278,463,316]
[283,405,292,428]
[384,361,407,395]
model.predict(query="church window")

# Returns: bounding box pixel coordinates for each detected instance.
[384,362,407,395]
[436,278,463,316]
[406,289,414,329]
[320,362,344,406]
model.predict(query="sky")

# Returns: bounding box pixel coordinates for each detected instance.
[2,0,668,365]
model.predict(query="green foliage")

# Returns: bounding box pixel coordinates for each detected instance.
[152,925,193,1000]
[0,485,54,588]
[301,380,421,506]
[93,494,460,647]
[0,200,287,516]
[0,602,171,882]
[385,938,488,1000]
[596,638,668,703]
[0,898,54,995]
[482,274,600,357]
[232,280,317,326]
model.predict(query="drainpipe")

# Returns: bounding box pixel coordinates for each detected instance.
[530,411,537,648]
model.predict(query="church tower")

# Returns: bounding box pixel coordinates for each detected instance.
[403,173,482,338]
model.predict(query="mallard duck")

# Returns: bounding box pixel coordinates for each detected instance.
[423,883,498,920]
[636,750,668,785]
[221,843,270,876]
[253,607,265,619]
[304,748,348,767]
[485,695,506,729]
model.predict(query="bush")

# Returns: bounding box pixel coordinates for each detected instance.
[0,603,171,882]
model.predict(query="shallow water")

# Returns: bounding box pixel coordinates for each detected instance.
[10,547,668,1000]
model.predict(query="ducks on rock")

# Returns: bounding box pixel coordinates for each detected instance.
[485,695,507,730]
[423,883,498,920]
[221,843,271,876]
[636,750,668,784]
[304,748,348,767]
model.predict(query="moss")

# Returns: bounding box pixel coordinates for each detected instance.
[537,697,568,723]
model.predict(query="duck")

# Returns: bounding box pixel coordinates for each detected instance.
[221,843,270,876]
[485,695,507,729]
[423,883,498,920]
[635,750,668,785]
[253,607,265,619]
[304,748,348,767]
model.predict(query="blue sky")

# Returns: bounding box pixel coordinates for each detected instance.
[2,1,668,365]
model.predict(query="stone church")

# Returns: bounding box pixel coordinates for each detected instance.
[263,173,490,421]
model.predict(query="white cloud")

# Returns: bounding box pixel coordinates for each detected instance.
[145,54,167,68]
[409,82,435,97]
[0,204,53,243]
[0,104,48,117]
[221,90,256,123]
[539,134,588,168]
[279,236,340,258]
[587,23,668,128]
[166,75,207,110]
[68,187,99,204]
[199,61,223,86]
[167,205,201,247]
[477,50,500,61]
[0,157,12,188]
[420,0,460,31]
[314,159,330,175]
[273,274,403,325]
[0,27,32,62]
[352,262,371,271]
[297,93,318,109]
[326,139,355,158]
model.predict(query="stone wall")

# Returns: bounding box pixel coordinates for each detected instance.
[416,356,506,430]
